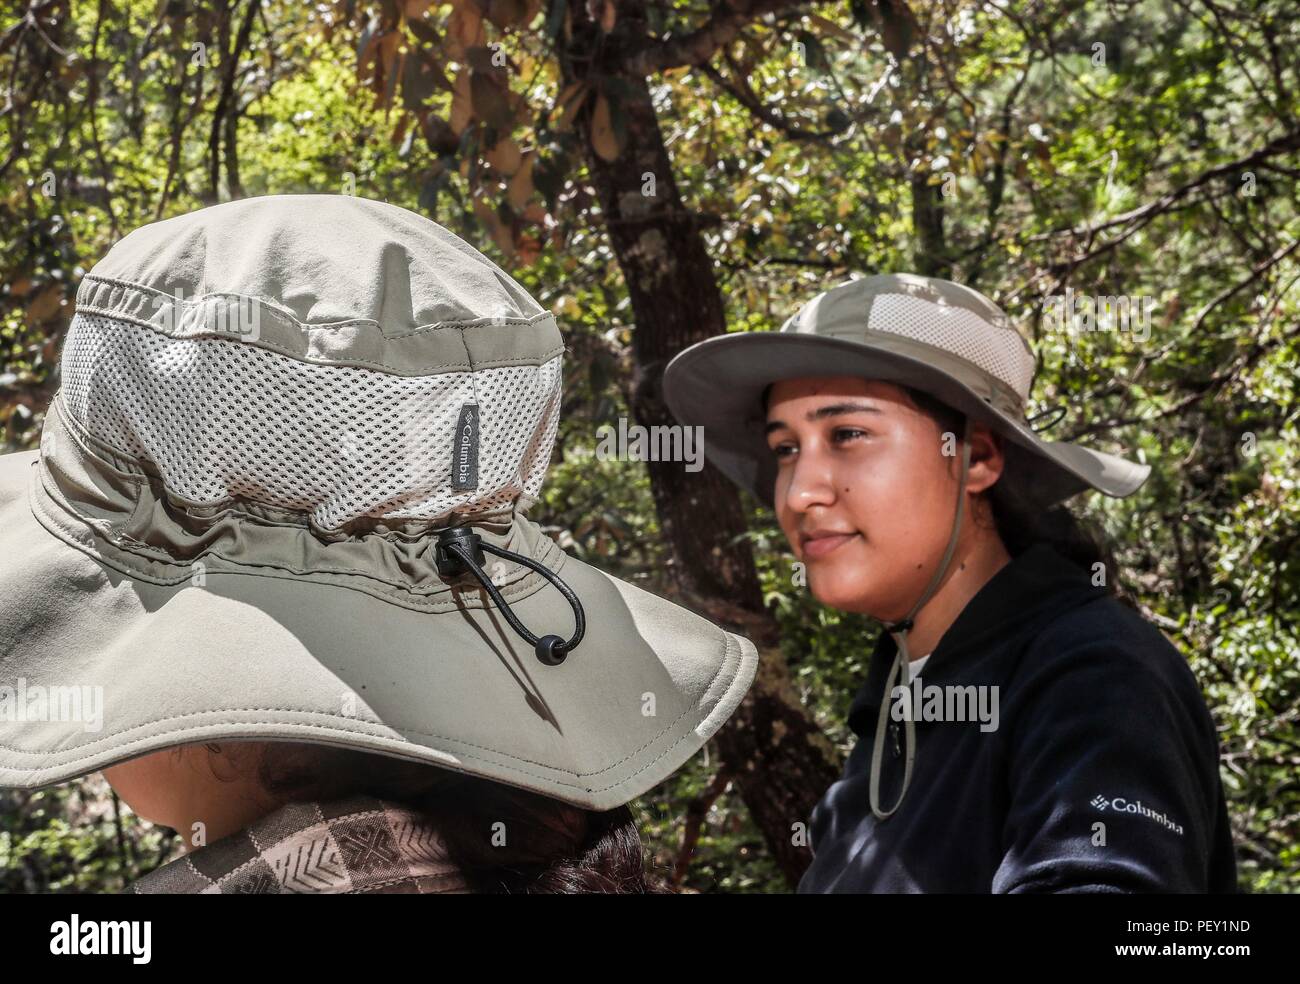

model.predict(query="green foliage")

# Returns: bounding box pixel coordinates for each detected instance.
[1,0,1296,893]
[0,781,175,893]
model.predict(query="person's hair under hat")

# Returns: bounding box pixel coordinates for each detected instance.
[898,385,1118,589]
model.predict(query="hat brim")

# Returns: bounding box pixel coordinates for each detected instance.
[662,332,1150,509]
[0,449,757,811]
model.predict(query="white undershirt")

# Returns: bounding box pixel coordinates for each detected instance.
[907,654,932,676]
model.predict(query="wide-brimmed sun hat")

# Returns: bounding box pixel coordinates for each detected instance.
[0,194,758,811]
[662,272,1150,510]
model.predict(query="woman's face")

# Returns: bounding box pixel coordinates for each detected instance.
[764,376,998,620]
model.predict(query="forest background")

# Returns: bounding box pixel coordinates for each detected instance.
[1,0,1296,892]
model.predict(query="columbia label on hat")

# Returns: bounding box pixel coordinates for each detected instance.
[451,403,480,491]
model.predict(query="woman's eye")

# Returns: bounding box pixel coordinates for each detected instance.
[769,441,797,459]
[832,427,869,444]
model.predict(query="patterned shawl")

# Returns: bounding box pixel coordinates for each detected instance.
[128,794,470,894]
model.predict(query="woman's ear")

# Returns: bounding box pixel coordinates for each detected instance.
[962,422,1005,495]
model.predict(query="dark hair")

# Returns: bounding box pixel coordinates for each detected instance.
[201,742,660,893]
[898,385,1117,590]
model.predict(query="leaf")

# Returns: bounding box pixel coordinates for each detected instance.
[484,0,529,29]
[392,110,412,150]
[447,2,484,59]
[590,92,622,162]
[474,198,516,256]
[356,15,381,71]
[796,30,828,71]
[406,17,443,47]
[507,151,536,206]
[486,136,523,175]
[421,112,460,154]
[508,87,532,126]
[471,70,515,129]
[552,80,588,131]
[449,69,474,135]
[379,31,403,106]
[806,13,858,42]
[532,152,566,201]
[468,43,506,73]
[26,285,63,324]
[401,48,441,110]
[825,106,851,133]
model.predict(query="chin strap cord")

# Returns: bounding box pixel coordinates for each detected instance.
[434,526,586,666]
[868,418,972,820]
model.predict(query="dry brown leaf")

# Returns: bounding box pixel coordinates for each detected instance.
[378,31,402,99]
[806,13,858,42]
[590,93,621,161]
[447,3,484,59]
[508,88,532,126]
[474,198,516,256]
[507,151,536,206]
[450,69,474,134]
[486,136,523,175]
[26,284,63,324]
[553,81,588,131]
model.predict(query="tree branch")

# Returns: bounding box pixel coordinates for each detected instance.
[623,0,813,76]
[1034,127,1300,245]
[671,765,732,889]
[699,60,838,141]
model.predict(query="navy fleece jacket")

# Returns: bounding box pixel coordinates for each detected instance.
[797,542,1237,893]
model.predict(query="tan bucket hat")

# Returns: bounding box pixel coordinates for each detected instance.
[662,272,1150,510]
[0,194,758,811]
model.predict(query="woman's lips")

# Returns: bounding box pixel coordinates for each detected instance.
[801,532,859,559]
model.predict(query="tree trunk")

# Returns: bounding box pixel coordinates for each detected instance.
[559,2,842,887]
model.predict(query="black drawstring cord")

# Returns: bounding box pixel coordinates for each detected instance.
[1027,404,1068,433]
[433,526,586,666]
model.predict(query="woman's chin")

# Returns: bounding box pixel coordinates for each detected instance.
[808,575,888,615]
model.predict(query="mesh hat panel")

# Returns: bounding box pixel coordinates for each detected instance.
[866,293,1036,398]
[60,312,562,530]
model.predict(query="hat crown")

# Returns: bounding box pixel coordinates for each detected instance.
[60,195,563,531]
[86,194,548,335]
[780,273,1036,401]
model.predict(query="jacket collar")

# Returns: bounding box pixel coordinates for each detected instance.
[128,795,468,894]
[847,542,1107,737]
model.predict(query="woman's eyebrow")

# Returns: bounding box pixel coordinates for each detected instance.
[765,402,881,434]
[809,402,881,421]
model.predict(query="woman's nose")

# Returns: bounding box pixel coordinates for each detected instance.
[782,448,837,511]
